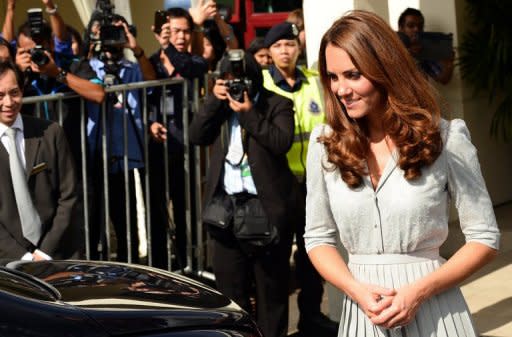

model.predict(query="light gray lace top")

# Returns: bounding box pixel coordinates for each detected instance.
[304,119,500,255]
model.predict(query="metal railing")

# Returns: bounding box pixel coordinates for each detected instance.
[22,77,213,281]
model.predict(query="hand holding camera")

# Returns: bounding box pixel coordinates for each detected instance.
[15,48,33,73]
[212,78,251,113]
[212,78,229,100]
[36,52,60,77]
[153,21,172,50]
[16,47,59,77]
[227,90,251,113]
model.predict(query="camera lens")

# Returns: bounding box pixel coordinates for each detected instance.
[228,82,245,102]
[30,47,49,66]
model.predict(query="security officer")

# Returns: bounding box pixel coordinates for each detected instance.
[262,22,337,335]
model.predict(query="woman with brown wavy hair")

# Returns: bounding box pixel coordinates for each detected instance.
[304,10,499,337]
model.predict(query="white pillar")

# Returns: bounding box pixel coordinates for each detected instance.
[303,0,356,69]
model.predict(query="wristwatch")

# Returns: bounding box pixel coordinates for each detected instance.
[56,69,68,84]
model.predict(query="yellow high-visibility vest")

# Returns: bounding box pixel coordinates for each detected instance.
[263,68,325,177]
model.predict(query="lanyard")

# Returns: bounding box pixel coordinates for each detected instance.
[31,79,67,120]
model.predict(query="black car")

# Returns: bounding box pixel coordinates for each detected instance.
[0,260,262,337]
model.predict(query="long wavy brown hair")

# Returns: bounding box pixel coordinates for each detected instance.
[317,10,443,188]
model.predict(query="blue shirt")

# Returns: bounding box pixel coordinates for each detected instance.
[88,58,144,173]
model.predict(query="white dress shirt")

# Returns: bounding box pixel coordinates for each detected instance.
[0,114,26,168]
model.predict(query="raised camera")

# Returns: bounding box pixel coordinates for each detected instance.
[226,78,250,102]
[27,8,49,66]
[30,48,49,67]
[154,10,167,34]
[224,49,252,102]
[100,24,127,47]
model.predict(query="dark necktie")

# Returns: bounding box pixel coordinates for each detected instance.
[5,127,42,246]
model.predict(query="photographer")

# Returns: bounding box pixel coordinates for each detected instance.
[4,0,82,67]
[146,7,209,269]
[398,8,454,85]
[86,13,154,262]
[15,16,105,161]
[16,23,104,103]
[189,51,300,337]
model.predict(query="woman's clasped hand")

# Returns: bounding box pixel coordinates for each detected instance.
[351,281,426,330]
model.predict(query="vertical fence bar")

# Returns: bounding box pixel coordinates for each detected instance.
[57,98,63,126]
[161,84,172,270]
[35,102,41,119]
[182,79,193,273]
[80,98,91,260]
[142,87,152,266]
[101,99,111,260]
[122,90,132,263]
[192,80,204,272]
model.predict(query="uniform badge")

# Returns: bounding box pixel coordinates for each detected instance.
[309,100,321,114]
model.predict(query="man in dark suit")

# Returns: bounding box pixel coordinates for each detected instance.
[189,51,300,337]
[0,60,78,261]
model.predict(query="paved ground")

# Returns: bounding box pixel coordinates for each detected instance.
[461,202,512,337]
[287,202,512,337]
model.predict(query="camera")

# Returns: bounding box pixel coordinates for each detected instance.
[224,49,252,102]
[30,48,49,67]
[92,0,137,50]
[27,8,49,67]
[154,10,167,35]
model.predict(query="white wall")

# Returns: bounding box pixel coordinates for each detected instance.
[388,0,419,30]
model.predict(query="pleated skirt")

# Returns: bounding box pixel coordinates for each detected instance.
[338,249,478,337]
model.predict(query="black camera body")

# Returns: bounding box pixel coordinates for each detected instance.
[154,10,167,35]
[30,47,49,67]
[226,78,251,102]
[27,8,49,66]
[94,0,137,50]
[224,49,252,102]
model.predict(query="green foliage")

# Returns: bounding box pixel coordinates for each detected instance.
[458,0,512,140]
